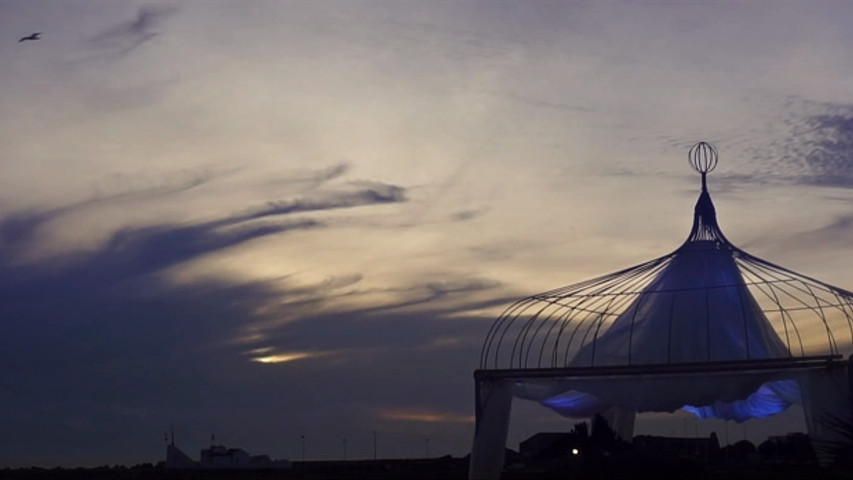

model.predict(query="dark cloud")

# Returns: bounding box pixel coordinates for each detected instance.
[0,169,214,253]
[235,181,405,223]
[90,168,215,201]
[259,163,350,193]
[0,175,516,466]
[483,89,598,116]
[0,177,407,289]
[743,98,853,189]
[451,207,489,222]
[787,111,853,187]
[303,163,351,186]
[616,98,853,192]
[0,215,299,465]
[87,4,178,55]
[0,261,498,466]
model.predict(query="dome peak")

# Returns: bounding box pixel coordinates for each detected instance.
[685,142,727,244]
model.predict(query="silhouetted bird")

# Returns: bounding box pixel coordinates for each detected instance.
[19,32,41,43]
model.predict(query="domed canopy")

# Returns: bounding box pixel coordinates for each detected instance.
[478,142,853,421]
[469,144,853,480]
[482,142,853,371]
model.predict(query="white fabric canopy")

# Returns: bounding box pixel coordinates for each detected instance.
[545,239,796,421]
[571,240,789,368]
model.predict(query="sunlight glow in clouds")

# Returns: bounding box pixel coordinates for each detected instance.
[250,351,317,364]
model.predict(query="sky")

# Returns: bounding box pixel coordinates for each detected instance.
[2,0,853,468]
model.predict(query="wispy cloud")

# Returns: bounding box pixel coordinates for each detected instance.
[87,5,179,56]
[756,212,853,257]
[789,110,853,187]
[0,167,495,463]
[743,98,853,189]
[0,168,216,253]
[234,181,406,223]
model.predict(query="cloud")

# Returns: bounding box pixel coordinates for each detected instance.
[0,168,214,253]
[757,212,853,257]
[451,207,490,222]
[0,169,406,255]
[791,112,853,187]
[603,97,853,192]
[90,167,216,202]
[0,230,498,465]
[235,181,406,223]
[483,89,600,116]
[0,166,514,464]
[0,210,318,281]
[87,4,179,55]
[744,98,853,189]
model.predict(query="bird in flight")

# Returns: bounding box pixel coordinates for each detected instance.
[19,32,42,43]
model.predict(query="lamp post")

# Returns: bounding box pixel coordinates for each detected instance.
[372,430,377,460]
[301,435,305,462]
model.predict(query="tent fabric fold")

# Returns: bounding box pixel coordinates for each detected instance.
[512,372,796,422]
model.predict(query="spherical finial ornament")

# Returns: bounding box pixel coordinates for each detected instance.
[688,142,718,174]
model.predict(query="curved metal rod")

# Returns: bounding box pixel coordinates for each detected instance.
[740,255,842,355]
[736,259,796,356]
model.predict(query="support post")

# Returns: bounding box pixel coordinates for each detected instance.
[801,360,851,466]
[469,377,513,480]
[599,406,636,442]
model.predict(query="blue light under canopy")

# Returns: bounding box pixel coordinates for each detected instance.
[683,379,801,422]
[542,390,604,418]
[535,378,800,422]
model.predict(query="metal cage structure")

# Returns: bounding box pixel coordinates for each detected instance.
[469,143,853,480]
[480,142,853,371]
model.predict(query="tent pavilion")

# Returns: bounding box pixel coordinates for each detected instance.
[469,143,853,479]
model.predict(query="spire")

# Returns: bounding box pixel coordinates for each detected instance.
[685,142,727,244]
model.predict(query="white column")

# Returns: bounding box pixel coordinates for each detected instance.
[800,362,851,466]
[469,378,513,480]
[600,406,636,442]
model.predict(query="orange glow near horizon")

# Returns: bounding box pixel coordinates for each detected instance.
[380,410,474,423]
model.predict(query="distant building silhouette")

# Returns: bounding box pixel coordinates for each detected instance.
[165,439,291,470]
[633,433,719,461]
[165,442,197,469]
